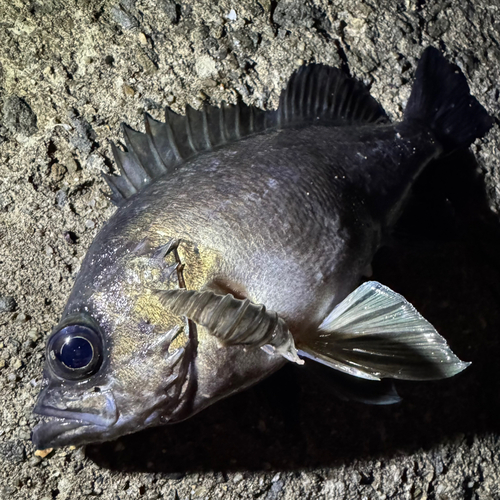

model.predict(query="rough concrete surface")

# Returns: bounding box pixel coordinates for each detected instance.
[0,0,499,499]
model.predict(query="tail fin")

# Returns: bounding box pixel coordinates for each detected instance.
[404,47,493,152]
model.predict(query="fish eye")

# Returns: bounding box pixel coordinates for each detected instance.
[47,324,103,381]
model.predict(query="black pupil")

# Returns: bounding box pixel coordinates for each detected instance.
[59,336,93,369]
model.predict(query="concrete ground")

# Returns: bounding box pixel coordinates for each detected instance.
[0,0,499,498]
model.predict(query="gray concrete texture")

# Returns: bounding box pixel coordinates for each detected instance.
[1,0,500,499]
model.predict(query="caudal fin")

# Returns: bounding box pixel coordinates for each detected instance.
[404,47,493,152]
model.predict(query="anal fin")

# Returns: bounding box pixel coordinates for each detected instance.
[298,281,470,381]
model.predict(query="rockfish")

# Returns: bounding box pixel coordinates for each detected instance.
[32,47,492,449]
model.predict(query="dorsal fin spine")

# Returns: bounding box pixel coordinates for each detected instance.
[219,105,227,143]
[350,89,361,119]
[345,81,358,118]
[102,173,124,201]
[338,82,349,118]
[110,143,139,195]
[267,109,276,129]
[298,70,307,119]
[184,107,198,154]
[146,129,168,174]
[292,71,300,120]
[322,70,332,116]
[122,125,153,182]
[325,76,334,118]
[305,70,314,120]
[283,73,291,123]
[335,81,343,116]
[248,106,255,134]
[234,104,241,139]
[111,143,132,184]
[331,74,343,119]
[291,72,298,120]
[313,72,323,118]
[282,75,295,123]
[338,81,350,118]
[144,114,169,172]
[164,109,183,162]
[201,107,212,149]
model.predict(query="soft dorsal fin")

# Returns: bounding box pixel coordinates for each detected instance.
[104,64,389,204]
[276,64,388,127]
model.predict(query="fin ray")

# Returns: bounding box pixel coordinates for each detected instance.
[404,47,492,152]
[154,289,303,364]
[106,64,388,205]
[298,281,470,381]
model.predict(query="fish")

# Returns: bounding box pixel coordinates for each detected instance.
[32,47,492,449]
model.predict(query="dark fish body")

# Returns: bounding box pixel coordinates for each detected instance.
[33,48,492,449]
[77,124,438,328]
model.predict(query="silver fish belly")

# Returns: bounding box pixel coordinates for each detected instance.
[32,47,492,449]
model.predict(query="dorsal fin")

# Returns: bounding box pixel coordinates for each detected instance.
[103,102,278,204]
[277,64,388,127]
[104,64,388,205]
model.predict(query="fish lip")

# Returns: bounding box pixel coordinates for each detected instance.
[31,418,112,450]
[32,419,90,450]
[34,390,118,426]
[32,390,118,450]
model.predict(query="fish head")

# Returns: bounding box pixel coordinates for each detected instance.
[32,309,193,449]
[32,236,201,449]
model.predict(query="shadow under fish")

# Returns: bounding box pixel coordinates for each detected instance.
[32,47,493,450]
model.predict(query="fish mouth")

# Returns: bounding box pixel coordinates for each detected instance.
[31,415,133,450]
[32,418,103,450]
[32,390,118,449]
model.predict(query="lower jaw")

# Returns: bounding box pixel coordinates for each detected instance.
[32,418,108,449]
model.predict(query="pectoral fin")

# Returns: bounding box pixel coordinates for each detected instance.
[298,281,470,381]
[154,289,303,364]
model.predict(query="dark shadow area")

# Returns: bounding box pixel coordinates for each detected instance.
[86,150,500,473]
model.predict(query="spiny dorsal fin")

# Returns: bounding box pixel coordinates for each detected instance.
[104,102,277,204]
[104,64,388,205]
